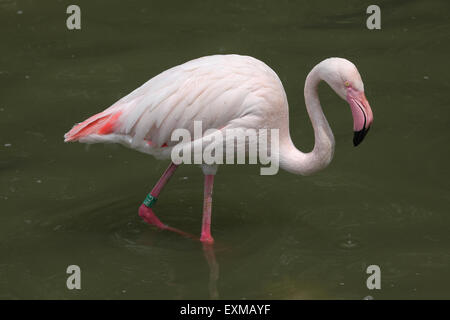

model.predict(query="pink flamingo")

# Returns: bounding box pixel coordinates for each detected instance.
[64,55,373,244]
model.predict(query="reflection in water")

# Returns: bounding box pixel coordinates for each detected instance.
[202,243,219,299]
[114,221,221,299]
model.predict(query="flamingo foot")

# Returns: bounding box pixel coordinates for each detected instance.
[200,233,214,244]
[138,204,167,229]
[138,204,198,240]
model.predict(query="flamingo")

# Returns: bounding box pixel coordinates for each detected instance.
[64,54,373,244]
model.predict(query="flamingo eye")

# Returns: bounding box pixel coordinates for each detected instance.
[344,81,350,87]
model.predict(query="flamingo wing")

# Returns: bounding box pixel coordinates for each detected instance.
[64,55,286,155]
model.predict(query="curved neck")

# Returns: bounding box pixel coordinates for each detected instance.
[280,64,335,175]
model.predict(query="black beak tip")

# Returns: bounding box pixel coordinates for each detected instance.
[353,126,370,147]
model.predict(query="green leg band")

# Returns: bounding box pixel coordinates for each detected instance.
[143,193,158,208]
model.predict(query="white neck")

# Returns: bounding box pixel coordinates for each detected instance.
[279,64,335,175]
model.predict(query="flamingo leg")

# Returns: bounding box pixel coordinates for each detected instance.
[139,163,197,240]
[138,162,177,228]
[200,174,215,244]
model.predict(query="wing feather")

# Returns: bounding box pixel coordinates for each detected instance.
[65,55,288,157]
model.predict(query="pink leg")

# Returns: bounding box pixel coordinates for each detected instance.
[139,162,197,240]
[200,174,215,244]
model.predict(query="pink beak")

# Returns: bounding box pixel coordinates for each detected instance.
[346,88,374,146]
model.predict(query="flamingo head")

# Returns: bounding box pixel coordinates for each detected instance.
[319,58,374,146]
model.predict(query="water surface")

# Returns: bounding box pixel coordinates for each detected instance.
[0,0,449,299]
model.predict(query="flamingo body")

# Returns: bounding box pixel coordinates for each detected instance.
[65,55,288,160]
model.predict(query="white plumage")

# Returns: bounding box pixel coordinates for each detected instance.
[65,54,373,175]
[66,55,289,160]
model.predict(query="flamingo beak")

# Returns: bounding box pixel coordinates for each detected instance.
[346,88,374,146]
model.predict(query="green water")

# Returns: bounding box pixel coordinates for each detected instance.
[1,0,449,299]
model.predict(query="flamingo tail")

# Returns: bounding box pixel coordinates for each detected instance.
[64,110,122,142]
